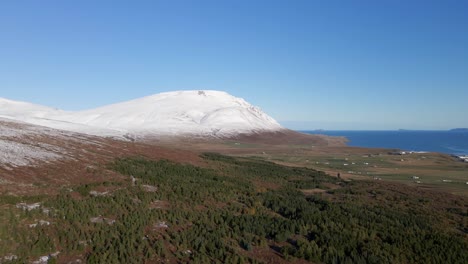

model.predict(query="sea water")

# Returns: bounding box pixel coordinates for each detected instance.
[302,130,468,155]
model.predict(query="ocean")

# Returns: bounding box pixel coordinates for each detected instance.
[301,130,468,155]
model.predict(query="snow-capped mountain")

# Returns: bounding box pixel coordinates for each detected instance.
[0,90,283,138]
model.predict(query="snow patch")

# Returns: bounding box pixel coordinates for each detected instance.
[0,140,62,167]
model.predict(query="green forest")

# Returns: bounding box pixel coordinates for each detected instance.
[0,153,466,263]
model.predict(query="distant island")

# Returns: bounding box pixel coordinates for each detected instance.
[450,128,468,132]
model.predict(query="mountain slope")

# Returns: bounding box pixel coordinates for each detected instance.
[0,98,125,137]
[0,90,283,138]
[0,118,203,194]
[0,97,59,120]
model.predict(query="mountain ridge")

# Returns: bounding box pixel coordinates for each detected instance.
[0,90,283,138]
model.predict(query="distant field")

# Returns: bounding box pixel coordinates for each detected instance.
[271,151,468,196]
[173,140,468,196]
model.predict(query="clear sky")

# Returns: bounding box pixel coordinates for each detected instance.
[1,0,467,130]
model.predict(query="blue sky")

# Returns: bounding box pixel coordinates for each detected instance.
[1,0,467,130]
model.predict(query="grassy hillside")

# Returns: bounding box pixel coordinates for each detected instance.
[0,153,466,263]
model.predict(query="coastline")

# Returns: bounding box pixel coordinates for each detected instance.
[300,130,468,156]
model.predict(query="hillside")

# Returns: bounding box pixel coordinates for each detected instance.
[0,118,202,195]
[0,153,466,263]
